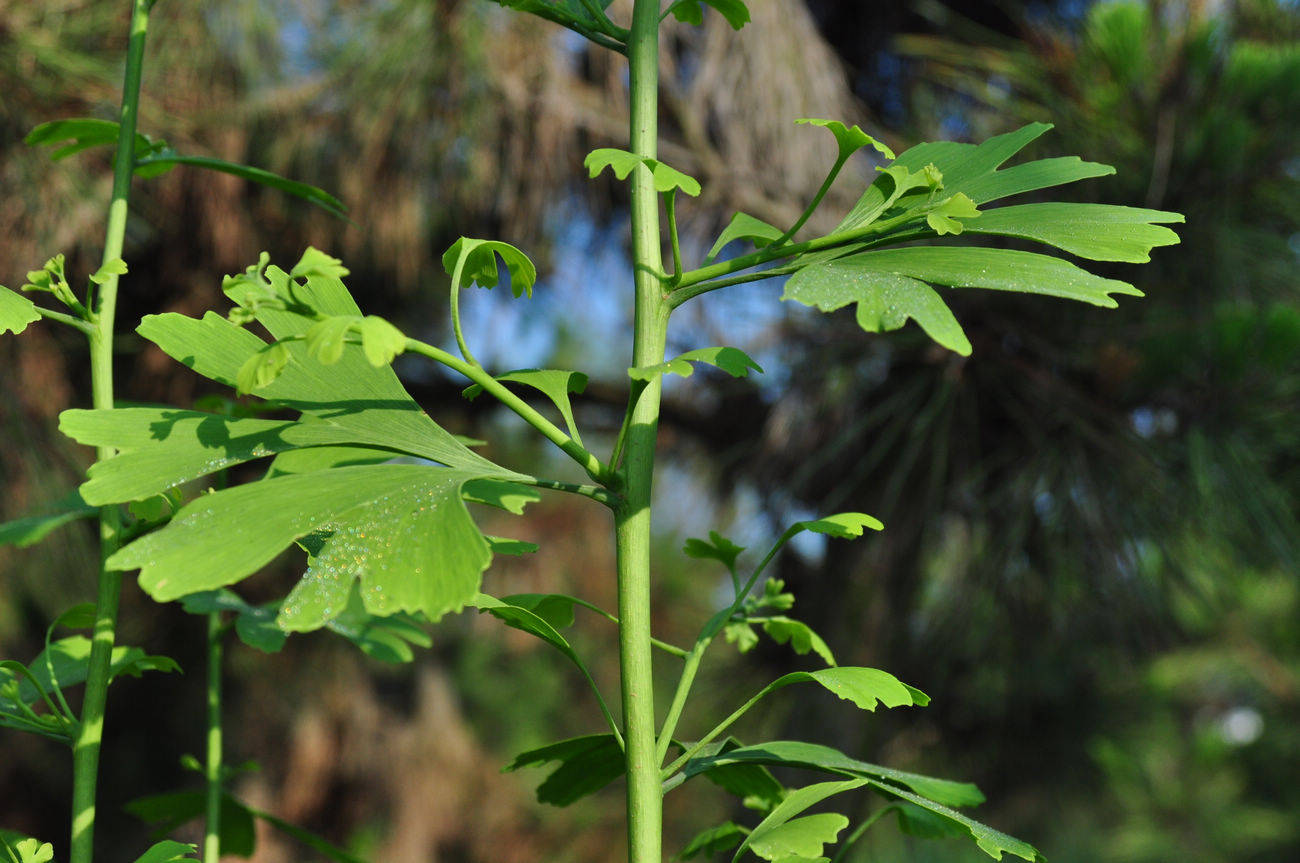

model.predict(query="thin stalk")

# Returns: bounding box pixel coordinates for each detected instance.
[448,253,482,367]
[828,805,897,863]
[402,337,614,485]
[203,612,223,863]
[772,153,849,247]
[522,477,621,508]
[665,191,684,285]
[654,639,708,763]
[546,594,690,658]
[618,4,668,863]
[33,306,97,335]
[70,2,152,861]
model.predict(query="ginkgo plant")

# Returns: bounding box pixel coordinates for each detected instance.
[0,1,1183,862]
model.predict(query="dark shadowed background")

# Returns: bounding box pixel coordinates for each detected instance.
[2,1,1298,861]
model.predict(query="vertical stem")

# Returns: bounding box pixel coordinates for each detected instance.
[203,613,224,863]
[618,3,668,863]
[70,2,151,861]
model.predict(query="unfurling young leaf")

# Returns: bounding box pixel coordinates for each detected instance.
[926,193,981,235]
[357,315,406,366]
[289,247,350,281]
[235,341,292,394]
[442,238,537,297]
[758,617,836,667]
[89,258,128,285]
[705,212,784,264]
[725,621,759,653]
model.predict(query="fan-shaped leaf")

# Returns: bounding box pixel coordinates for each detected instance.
[586,149,702,196]
[684,530,746,572]
[464,369,588,442]
[963,202,1183,262]
[503,734,625,806]
[798,513,885,538]
[796,119,895,162]
[705,212,784,263]
[442,238,537,298]
[759,618,836,667]
[667,0,750,29]
[749,814,848,861]
[0,636,179,717]
[736,779,865,863]
[0,286,41,336]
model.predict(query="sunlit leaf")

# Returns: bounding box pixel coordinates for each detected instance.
[725,621,760,653]
[705,212,784,264]
[110,465,489,624]
[304,316,354,365]
[750,813,848,861]
[0,286,41,336]
[503,734,625,806]
[289,247,350,281]
[796,119,895,162]
[464,369,588,442]
[797,513,885,539]
[235,341,292,394]
[926,193,981,235]
[462,479,543,515]
[585,149,702,196]
[357,315,406,366]
[10,839,53,863]
[963,202,1183,262]
[629,346,763,381]
[736,779,865,863]
[442,238,537,298]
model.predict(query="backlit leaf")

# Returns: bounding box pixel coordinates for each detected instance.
[357,315,406,366]
[89,258,128,285]
[759,618,836,667]
[796,119,895,162]
[442,238,537,298]
[11,839,53,863]
[925,193,981,235]
[304,316,354,365]
[749,814,849,861]
[585,149,702,196]
[705,212,783,264]
[798,512,885,539]
[464,369,588,442]
[0,286,41,336]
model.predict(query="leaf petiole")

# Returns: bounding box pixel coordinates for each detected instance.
[664,191,684,286]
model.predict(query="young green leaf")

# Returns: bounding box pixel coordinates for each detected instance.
[797,512,885,539]
[758,617,836,667]
[585,149,702,196]
[289,247,350,281]
[357,315,406,366]
[679,822,748,860]
[683,740,985,809]
[735,779,865,863]
[629,346,763,381]
[667,0,751,30]
[503,734,626,806]
[235,341,292,394]
[89,258,129,285]
[10,839,53,863]
[684,530,746,573]
[783,268,972,356]
[0,285,42,336]
[926,193,981,235]
[463,369,589,442]
[705,212,784,264]
[725,621,760,653]
[442,238,537,298]
[796,119,896,162]
[304,316,355,365]
[0,491,96,548]
[962,202,1184,262]
[130,841,198,863]
[862,780,1044,862]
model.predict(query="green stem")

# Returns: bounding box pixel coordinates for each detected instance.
[70,3,151,861]
[203,612,223,863]
[522,477,621,508]
[402,338,614,485]
[546,593,690,658]
[33,306,97,335]
[619,4,668,862]
[448,253,482,367]
[665,191,684,286]
[772,154,849,247]
[654,639,708,763]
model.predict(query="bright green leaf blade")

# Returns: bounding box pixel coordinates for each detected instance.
[134,307,515,478]
[304,316,355,365]
[648,159,702,196]
[684,741,984,808]
[585,147,645,181]
[679,822,748,860]
[736,779,865,863]
[760,617,836,667]
[863,780,1044,862]
[10,839,54,863]
[749,814,849,861]
[705,212,784,263]
[784,259,974,355]
[464,369,588,440]
[357,315,406,366]
[110,465,489,622]
[503,733,625,806]
[461,478,543,515]
[130,840,198,863]
[0,286,42,336]
[134,153,347,218]
[498,593,580,629]
[796,119,895,161]
[0,491,96,548]
[811,247,1142,309]
[798,513,885,538]
[263,444,401,478]
[470,594,579,665]
[442,238,538,297]
[963,202,1184,262]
